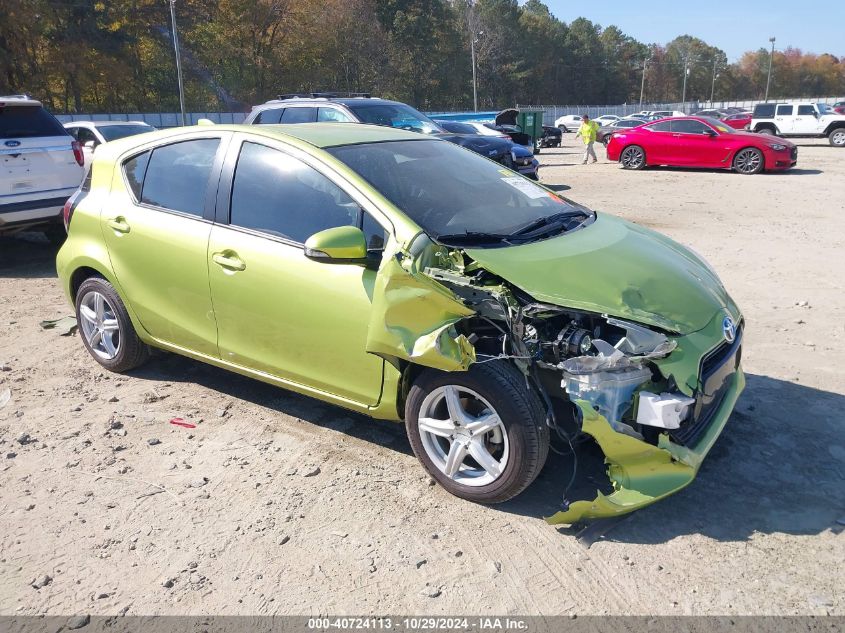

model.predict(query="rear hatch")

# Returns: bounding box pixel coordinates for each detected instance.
[1,101,81,200]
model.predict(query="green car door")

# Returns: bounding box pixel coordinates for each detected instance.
[206,137,386,406]
[101,133,228,356]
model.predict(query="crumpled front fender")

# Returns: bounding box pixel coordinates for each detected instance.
[546,367,745,524]
[365,235,477,371]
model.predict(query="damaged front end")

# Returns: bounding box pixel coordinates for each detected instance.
[367,228,744,524]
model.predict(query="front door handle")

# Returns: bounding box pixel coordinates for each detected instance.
[212,251,246,271]
[107,217,130,233]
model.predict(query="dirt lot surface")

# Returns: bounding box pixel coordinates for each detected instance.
[1,137,843,617]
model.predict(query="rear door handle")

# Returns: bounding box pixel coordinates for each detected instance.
[107,217,130,233]
[212,252,246,271]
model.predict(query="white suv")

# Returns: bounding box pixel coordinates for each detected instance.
[1,96,84,241]
[751,102,845,147]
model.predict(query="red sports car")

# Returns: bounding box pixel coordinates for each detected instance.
[606,116,797,174]
[723,112,752,130]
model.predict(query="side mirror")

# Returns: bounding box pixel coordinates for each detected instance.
[304,225,367,264]
[84,140,97,149]
[705,129,718,137]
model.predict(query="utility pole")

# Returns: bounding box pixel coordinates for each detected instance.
[471,32,478,112]
[681,57,690,105]
[639,59,648,106]
[169,0,186,126]
[710,59,719,104]
[764,37,776,102]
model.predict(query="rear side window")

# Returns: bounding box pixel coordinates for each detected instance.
[0,105,68,139]
[254,108,283,124]
[124,151,151,200]
[776,105,793,116]
[280,107,317,123]
[229,141,358,243]
[753,104,775,118]
[797,105,815,116]
[140,139,220,216]
[647,121,672,132]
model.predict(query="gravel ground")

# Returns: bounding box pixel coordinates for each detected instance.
[1,136,843,616]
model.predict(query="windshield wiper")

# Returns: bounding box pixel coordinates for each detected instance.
[507,211,589,238]
[434,231,514,246]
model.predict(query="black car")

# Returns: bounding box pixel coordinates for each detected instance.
[434,120,539,179]
[538,125,562,148]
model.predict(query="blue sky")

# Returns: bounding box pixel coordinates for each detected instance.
[543,1,844,62]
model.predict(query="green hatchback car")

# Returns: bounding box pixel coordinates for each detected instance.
[57,123,744,523]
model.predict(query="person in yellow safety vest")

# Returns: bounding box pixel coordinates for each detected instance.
[576,114,600,164]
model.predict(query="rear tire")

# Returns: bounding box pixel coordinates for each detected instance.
[75,277,150,373]
[620,145,646,170]
[405,362,549,505]
[829,128,845,147]
[558,125,568,133]
[756,126,777,136]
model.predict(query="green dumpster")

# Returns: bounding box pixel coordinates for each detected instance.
[494,108,546,154]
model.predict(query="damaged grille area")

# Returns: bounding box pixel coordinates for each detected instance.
[670,325,743,447]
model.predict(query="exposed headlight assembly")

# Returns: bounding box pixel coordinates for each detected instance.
[768,143,788,151]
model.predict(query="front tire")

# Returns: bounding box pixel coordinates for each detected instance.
[733,147,764,174]
[405,362,549,504]
[829,128,845,147]
[620,145,646,170]
[75,277,150,372]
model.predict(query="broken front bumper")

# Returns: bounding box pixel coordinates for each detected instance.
[546,366,745,525]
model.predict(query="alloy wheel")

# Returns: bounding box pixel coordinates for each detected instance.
[831,130,845,146]
[734,148,762,174]
[78,290,121,360]
[417,385,509,487]
[621,146,645,169]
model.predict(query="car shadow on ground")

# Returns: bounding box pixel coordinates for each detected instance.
[499,372,845,543]
[0,233,60,278]
[132,351,845,543]
[645,166,824,176]
[130,351,414,456]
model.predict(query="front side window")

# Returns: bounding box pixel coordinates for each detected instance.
[140,138,220,216]
[317,108,353,123]
[670,119,711,134]
[76,127,99,145]
[327,139,593,247]
[797,105,815,116]
[229,142,359,243]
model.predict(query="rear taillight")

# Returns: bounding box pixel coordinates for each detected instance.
[71,140,84,167]
[62,198,73,232]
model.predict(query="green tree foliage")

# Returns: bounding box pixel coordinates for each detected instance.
[0,0,842,112]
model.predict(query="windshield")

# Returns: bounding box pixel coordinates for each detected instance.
[346,103,442,135]
[817,104,834,115]
[327,139,593,247]
[700,117,734,133]
[98,124,155,141]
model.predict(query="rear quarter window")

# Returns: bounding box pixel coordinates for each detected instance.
[753,104,776,118]
[0,105,68,138]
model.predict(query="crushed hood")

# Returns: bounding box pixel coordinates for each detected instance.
[465,214,735,335]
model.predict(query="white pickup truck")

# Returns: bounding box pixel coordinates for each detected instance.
[1,96,84,243]
[750,102,845,147]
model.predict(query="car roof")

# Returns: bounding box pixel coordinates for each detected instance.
[0,95,43,107]
[64,121,151,127]
[257,97,407,109]
[96,123,434,157]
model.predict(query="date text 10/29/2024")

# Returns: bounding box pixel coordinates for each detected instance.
[307,617,529,631]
